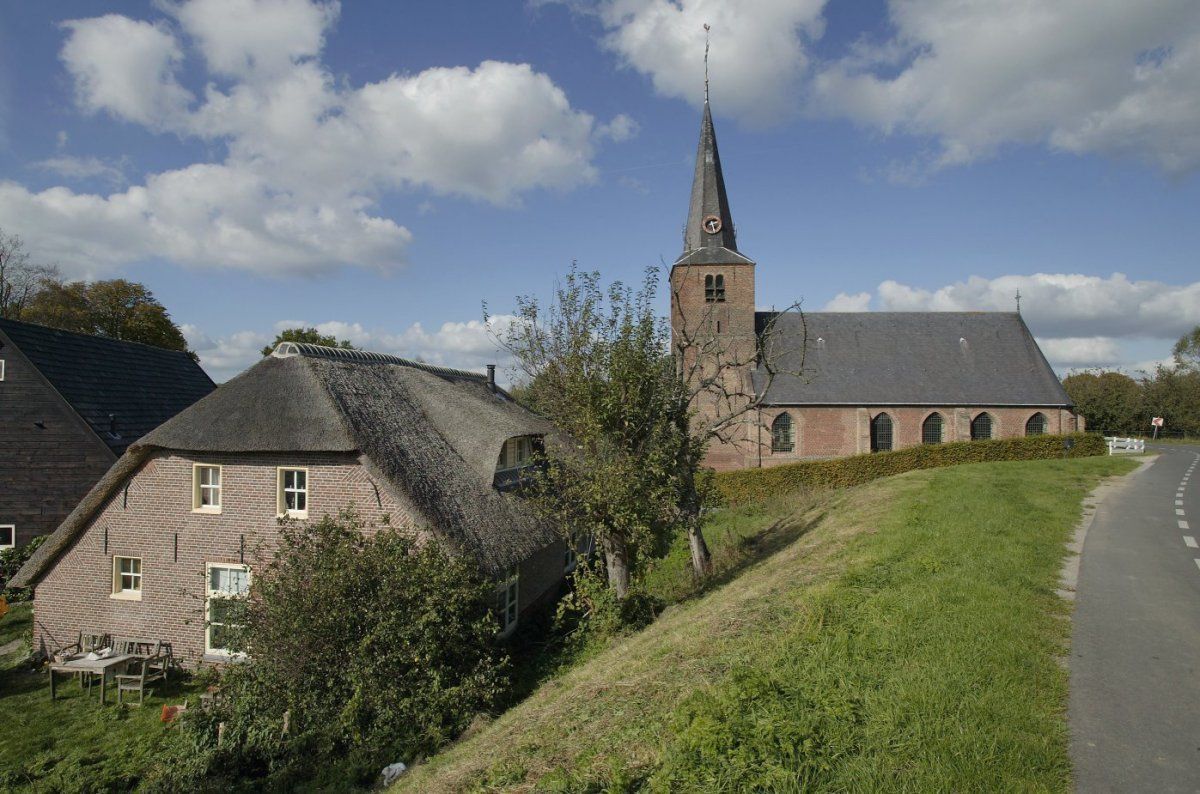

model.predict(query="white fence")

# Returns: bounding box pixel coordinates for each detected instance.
[1104,437,1146,455]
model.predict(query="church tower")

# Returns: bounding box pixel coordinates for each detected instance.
[670,98,758,467]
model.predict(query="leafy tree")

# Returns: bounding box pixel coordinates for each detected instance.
[1142,364,1200,435]
[23,278,193,355]
[156,511,507,789]
[1173,325,1200,371]
[493,267,706,599]
[0,229,58,319]
[262,326,357,356]
[1062,370,1143,434]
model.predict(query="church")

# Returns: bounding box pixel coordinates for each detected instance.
[669,99,1082,471]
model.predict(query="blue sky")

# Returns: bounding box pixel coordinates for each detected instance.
[1,0,1198,381]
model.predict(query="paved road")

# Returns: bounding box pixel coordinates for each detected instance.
[1070,444,1200,792]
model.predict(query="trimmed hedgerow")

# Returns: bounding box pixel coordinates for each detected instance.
[713,433,1107,506]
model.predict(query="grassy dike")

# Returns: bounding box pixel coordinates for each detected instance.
[397,455,1137,792]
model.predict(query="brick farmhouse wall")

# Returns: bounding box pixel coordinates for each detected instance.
[705,405,1083,469]
[32,451,565,666]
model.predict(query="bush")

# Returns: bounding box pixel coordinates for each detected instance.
[714,433,1107,507]
[152,511,509,790]
[1,536,45,603]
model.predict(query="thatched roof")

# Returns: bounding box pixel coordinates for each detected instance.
[13,345,557,587]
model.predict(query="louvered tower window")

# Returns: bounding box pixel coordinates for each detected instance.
[922,413,943,445]
[870,413,893,452]
[771,413,794,452]
[971,412,993,440]
[704,274,725,303]
[1025,413,1047,436]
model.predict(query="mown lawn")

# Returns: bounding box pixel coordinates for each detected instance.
[0,602,204,793]
[397,455,1136,792]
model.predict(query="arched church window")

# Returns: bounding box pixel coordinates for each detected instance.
[1025,413,1047,436]
[704,274,726,303]
[971,412,993,440]
[922,413,943,445]
[771,413,794,452]
[870,413,893,452]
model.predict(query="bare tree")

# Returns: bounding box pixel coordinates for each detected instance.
[0,229,59,320]
[668,262,806,577]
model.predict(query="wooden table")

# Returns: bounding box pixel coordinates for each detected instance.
[49,654,135,704]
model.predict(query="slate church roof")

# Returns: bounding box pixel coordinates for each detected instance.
[13,343,557,587]
[753,311,1073,407]
[0,317,215,454]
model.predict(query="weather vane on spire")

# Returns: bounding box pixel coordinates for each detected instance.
[1015,289,1022,314]
[704,23,711,103]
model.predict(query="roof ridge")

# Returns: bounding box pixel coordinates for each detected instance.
[271,341,487,381]
[0,316,203,360]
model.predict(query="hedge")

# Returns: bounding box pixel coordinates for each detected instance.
[712,432,1108,507]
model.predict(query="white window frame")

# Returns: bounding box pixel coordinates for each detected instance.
[496,436,535,472]
[205,562,251,658]
[193,464,222,513]
[496,564,519,637]
[111,556,142,600]
[0,359,6,381]
[276,467,309,518]
[0,524,15,550]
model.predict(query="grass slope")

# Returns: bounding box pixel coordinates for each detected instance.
[398,456,1136,792]
[0,602,204,793]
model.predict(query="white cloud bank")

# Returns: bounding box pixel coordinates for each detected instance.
[185,314,520,383]
[822,272,1200,371]
[2,0,629,276]
[589,0,1200,174]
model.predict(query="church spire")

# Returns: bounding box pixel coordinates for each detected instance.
[676,93,752,267]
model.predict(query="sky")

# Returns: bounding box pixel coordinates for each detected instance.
[0,0,1198,382]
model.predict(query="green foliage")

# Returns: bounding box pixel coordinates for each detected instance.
[713,433,1106,507]
[1141,365,1200,437]
[1,536,45,603]
[23,279,193,355]
[154,511,508,790]
[494,266,707,598]
[261,326,357,356]
[1173,325,1200,370]
[1063,371,1145,434]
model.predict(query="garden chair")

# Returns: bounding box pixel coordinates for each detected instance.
[114,648,168,706]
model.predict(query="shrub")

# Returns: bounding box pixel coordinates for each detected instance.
[1,536,45,603]
[152,511,508,790]
[714,433,1107,507]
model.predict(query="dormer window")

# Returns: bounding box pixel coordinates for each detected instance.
[704,274,726,303]
[497,436,535,472]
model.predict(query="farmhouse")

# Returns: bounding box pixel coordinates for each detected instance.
[12,343,569,665]
[0,318,215,549]
[670,100,1082,470]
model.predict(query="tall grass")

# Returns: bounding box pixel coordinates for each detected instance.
[397,456,1135,792]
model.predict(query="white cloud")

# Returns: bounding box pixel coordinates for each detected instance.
[829,271,1200,371]
[189,314,517,382]
[595,0,826,124]
[871,272,1200,340]
[1034,337,1122,368]
[12,0,628,277]
[167,0,339,79]
[821,291,871,312]
[33,156,127,186]
[60,14,192,129]
[811,0,1200,174]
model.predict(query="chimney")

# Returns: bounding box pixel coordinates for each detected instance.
[486,364,496,392]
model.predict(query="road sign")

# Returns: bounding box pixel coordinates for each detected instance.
[1152,417,1165,427]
